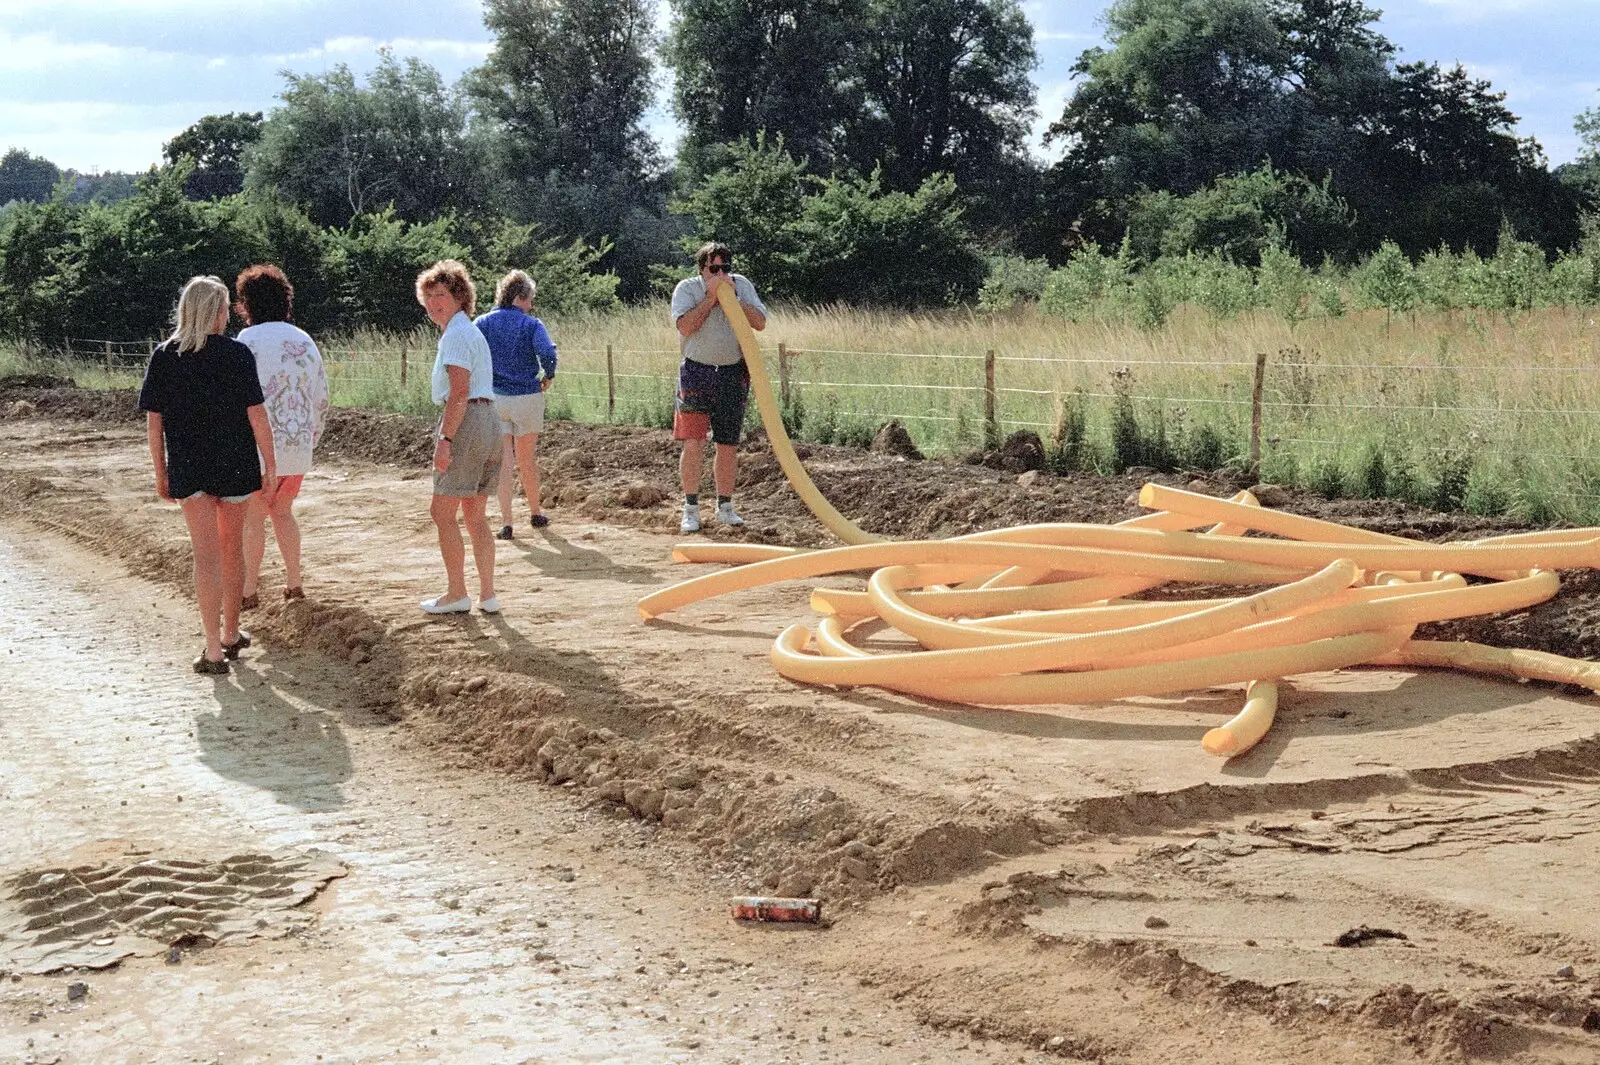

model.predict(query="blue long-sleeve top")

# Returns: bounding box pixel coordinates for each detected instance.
[474,306,559,397]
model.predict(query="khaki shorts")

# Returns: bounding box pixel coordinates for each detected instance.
[433,401,503,498]
[495,391,546,437]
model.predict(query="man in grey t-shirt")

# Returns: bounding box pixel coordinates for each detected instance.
[669,241,768,534]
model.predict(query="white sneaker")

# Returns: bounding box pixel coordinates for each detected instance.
[714,501,744,526]
[478,596,501,614]
[680,504,701,534]
[420,594,471,615]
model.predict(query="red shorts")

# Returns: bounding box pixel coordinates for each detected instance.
[270,474,304,502]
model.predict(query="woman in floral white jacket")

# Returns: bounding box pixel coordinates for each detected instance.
[234,264,329,608]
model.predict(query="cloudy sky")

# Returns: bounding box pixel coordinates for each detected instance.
[1,0,1596,175]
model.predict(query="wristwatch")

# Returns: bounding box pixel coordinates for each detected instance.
[438,434,452,444]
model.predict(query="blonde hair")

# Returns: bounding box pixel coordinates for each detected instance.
[415,259,476,315]
[170,275,230,354]
[495,269,535,308]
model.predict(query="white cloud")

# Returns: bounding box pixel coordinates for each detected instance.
[0,30,150,70]
[1414,0,1556,13]
[267,35,492,64]
[0,0,288,9]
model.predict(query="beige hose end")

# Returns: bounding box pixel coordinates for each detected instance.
[1202,680,1280,758]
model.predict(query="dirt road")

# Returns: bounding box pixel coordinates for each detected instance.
[4,402,1600,1063]
[0,530,1035,1065]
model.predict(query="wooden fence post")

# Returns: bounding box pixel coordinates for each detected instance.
[984,349,998,447]
[103,340,114,378]
[1250,351,1268,478]
[399,341,408,388]
[778,342,790,406]
[606,344,616,420]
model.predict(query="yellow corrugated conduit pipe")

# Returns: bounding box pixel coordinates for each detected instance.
[639,289,1600,759]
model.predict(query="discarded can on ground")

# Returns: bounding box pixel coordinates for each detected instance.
[730,896,822,923]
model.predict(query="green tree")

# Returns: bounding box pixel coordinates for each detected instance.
[247,51,486,227]
[64,171,137,206]
[0,193,77,339]
[664,0,866,177]
[1049,0,1304,204]
[1049,0,1579,259]
[674,135,983,307]
[1559,95,1600,206]
[670,133,812,299]
[214,192,344,333]
[62,163,263,340]
[468,0,668,297]
[329,209,472,329]
[844,0,1036,206]
[473,221,622,317]
[1357,239,1417,326]
[163,112,263,199]
[798,170,985,306]
[1125,163,1354,265]
[0,148,62,205]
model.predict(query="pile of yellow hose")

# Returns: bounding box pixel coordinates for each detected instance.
[639,286,1600,759]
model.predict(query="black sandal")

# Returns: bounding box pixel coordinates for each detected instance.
[193,654,229,675]
[240,593,260,611]
[223,630,252,660]
[283,586,304,602]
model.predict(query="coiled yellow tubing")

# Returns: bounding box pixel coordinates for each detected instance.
[639,285,1600,759]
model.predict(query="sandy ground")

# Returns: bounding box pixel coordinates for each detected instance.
[0,530,1044,1065]
[3,406,1600,1063]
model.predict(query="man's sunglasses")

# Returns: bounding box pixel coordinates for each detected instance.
[708,263,732,274]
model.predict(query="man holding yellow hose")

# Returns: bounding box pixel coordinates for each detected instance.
[670,242,768,533]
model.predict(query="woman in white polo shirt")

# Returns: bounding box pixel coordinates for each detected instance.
[416,259,502,615]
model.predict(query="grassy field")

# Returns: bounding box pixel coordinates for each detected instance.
[7,301,1600,523]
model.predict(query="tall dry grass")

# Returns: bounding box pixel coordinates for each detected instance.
[7,300,1600,522]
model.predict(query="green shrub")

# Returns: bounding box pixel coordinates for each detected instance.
[1257,243,1313,326]
[978,255,1053,312]
[1359,446,1389,499]
[1048,391,1090,473]
[1309,455,1346,499]
[1356,240,1418,323]
[1041,241,1131,322]
[1430,450,1472,511]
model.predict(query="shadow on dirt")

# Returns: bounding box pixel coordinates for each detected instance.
[501,528,661,585]
[197,667,354,812]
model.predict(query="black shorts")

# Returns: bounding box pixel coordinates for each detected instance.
[673,358,749,446]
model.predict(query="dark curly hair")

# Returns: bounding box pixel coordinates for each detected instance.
[234,264,294,324]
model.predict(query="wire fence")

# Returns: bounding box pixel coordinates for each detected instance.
[33,333,1600,496]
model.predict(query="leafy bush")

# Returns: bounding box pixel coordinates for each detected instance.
[677,137,984,308]
[798,170,984,307]
[1256,244,1313,326]
[1356,240,1418,321]
[1041,240,1132,322]
[978,254,1053,312]
[670,133,811,301]
[473,219,621,317]
[331,208,471,330]
[1126,164,1356,266]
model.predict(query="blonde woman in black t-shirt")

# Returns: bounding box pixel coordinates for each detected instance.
[139,276,279,675]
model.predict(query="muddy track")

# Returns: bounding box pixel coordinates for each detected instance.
[7,382,1600,1062]
[0,459,1041,911]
